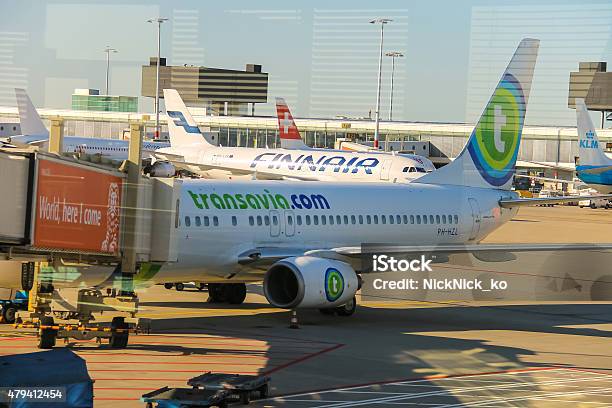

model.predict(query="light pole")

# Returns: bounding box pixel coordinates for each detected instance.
[369,18,391,149]
[147,17,168,139]
[103,46,118,95]
[385,51,403,121]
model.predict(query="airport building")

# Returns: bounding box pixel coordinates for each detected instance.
[141,58,268,116]
[0,106,610,171]
[71,89,138,113]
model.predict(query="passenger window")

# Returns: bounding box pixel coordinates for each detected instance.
[374,215,378,224]
[232,216,237,226]
[358,215,363,224]
[343,215,349,224]
[272,216,278,226]
[329,215,334,225]
[313,215,319,225]
[410,215,414,224]
[264,215,270,226]
[249,216,254,226]
[402,215,408,224]
[336,215,341,225]
[366,215,371,224]
[436,215,440,224]
[442,215,447,224]
[195,216,201,227]
[381,215,386,224]
[351,215,356,224]
[416,215,421,224]
[184,216,191,227]
[297,215,302,225]
[423,215,428,225]
[454,215,458,224]
[213,216,219,226]
[389,215,394,224]
[306,215,311,225]
[204,216,210,227]
[288,216,293,226]
[321,216,326,225]
[257,216,262,226]
[429,215,434,224]
[448,214,453,223]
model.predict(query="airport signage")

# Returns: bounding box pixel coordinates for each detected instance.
[32,158,123,254]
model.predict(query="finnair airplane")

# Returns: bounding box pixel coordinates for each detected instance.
[6,88,169,160]
[574,99,612,194]
[152,90,435,181]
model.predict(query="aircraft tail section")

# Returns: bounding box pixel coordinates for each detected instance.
[576,98,611,167]
[163,89,211,148]
[276,97,309,149]
[415,38,539,190]
[15,88,49,137]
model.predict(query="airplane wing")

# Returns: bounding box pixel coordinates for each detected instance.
[237,243,612,270]
[499,194,612,208]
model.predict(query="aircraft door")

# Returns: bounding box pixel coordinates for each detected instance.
[467,198,481,240]
[284,210,295,237]
[269,210,281,237]
[380,160,392,180]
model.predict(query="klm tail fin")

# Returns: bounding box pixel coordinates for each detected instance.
[576,98,611,167]
[275,97,309,149]
[416,38,539,190]
[15,88,48,136]
[163,89,211,147]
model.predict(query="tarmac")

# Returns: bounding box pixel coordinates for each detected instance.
[0,205,610,407]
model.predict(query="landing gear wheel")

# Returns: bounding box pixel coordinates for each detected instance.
[240,392,250,404]
[175,282,185,291]
[2,305,17,324]
[318,308,335,315]
[164,283,173,290]
[226,283,247,305]
[197,282,206,291]
[336,296,357,316]
[38,316,57,349]
[109,316,129,349]
[207,283,226,303]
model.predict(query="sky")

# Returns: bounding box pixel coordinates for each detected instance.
[0,0,611,126]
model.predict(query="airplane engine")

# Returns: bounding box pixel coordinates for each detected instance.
[263,256,359,309]
[146,161,176,177]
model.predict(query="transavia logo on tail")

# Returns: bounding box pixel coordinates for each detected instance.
[325,268,344,302]
[467,73,525,186]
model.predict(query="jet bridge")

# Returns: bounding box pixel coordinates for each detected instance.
[0,146,183,348]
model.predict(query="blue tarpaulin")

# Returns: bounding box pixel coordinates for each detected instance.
[0,348,93,407]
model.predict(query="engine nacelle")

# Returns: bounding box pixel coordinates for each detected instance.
[146,161,176,177]
[263,256,358,309]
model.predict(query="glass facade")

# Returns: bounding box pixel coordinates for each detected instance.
[71,95,138,112]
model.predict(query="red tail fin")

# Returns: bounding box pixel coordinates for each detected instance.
[276,97,309,149]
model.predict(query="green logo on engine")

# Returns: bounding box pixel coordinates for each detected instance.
[325,268,344,302]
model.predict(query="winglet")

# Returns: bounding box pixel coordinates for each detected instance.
[276,97,309,149]
[415,38,539,190]
[163,89,211,148]
[15,88,48,136]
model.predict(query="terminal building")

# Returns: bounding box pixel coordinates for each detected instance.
[1,60,611,179]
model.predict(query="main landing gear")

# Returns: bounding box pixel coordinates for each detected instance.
[207,283,247,305]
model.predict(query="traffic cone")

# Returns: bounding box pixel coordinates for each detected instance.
[289,310,299,329]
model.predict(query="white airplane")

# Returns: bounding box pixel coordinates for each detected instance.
[152,90,435,181]
[6,88,169,160]
[4,39,610,315]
